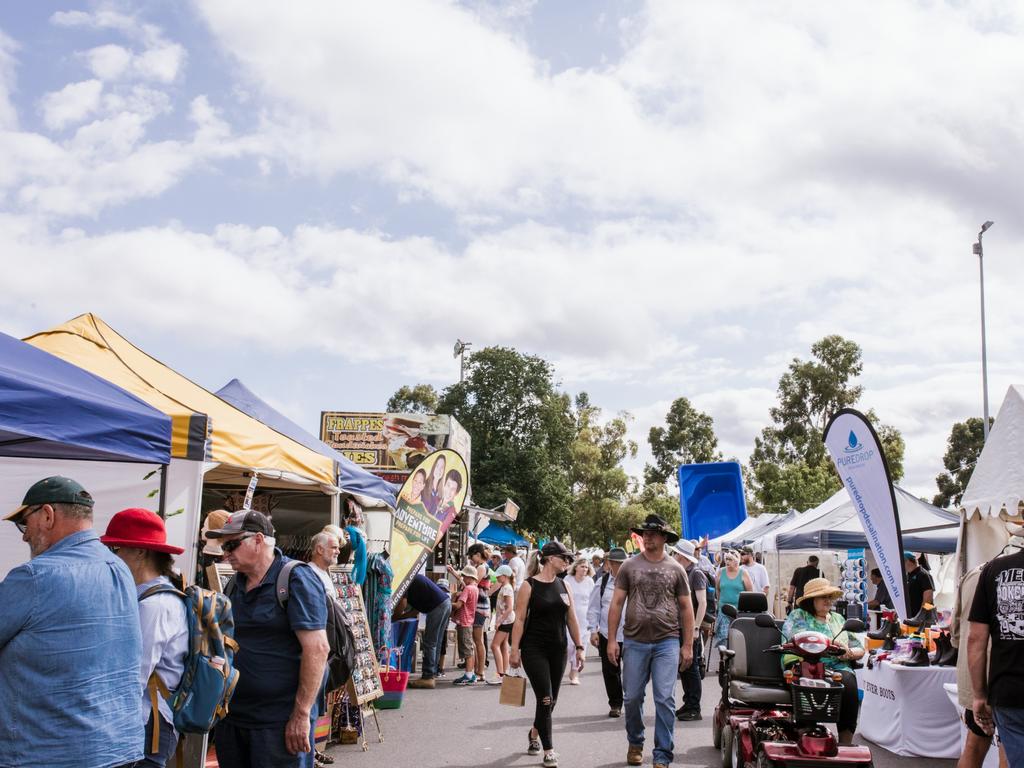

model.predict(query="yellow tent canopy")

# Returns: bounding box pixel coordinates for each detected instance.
[25,314,337,492]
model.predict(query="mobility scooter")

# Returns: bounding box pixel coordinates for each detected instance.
[712,593,873,768]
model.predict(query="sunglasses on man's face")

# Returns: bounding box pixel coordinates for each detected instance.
[221,533,256,554]
[14,505,43,534]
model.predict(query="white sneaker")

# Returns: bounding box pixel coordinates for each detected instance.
[542,751,559,767]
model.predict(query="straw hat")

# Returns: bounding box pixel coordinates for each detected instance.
[798,577,843,607]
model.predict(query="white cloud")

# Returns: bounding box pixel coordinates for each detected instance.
[0,31,18,130]
[39,79,104,130]
[83,44,133,80]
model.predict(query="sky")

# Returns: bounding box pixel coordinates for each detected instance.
[1,0,1023,504]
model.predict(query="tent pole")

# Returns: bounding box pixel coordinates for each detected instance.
[157,463,168,518]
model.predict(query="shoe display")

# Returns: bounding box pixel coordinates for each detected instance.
[904,602,937,629]
[528,731,542,756]
[903,645,931,667]
[866,619,892,640]
[627,744,643,766]
[407,676,436,689]
[608,707,621,718]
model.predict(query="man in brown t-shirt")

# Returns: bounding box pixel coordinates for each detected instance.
[607,515,693,768]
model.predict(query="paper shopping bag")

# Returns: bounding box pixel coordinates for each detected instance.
[499,670,527,707]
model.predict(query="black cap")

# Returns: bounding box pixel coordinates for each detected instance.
[205,510,274,538]
[540,540,571,560]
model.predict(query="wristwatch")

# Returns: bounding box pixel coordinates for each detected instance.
[575,644,584,650]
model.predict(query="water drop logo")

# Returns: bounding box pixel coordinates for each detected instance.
[844,430,863,453]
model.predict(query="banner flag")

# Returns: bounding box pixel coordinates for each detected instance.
[387,448,468,607]
[823,409,909,619]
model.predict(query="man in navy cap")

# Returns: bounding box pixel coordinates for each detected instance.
[0,476,143,768]
[208,510,329,768]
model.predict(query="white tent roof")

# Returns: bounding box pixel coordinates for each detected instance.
[753,489,849,550]
[773,486,959,552]
[707,514,767,546]
[961,385,1024,522]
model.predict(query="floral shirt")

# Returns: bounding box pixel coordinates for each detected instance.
[780,608,862,671]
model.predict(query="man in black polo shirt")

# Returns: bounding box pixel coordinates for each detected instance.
[401,573,452,689]
[968,536,1024,766]
[904,551,935,618]
[208,511,329,768]
[786,556,821,612]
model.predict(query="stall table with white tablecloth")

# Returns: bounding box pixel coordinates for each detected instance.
[855,660,959,758]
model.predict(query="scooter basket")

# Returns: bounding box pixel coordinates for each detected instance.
[790,682,843,723]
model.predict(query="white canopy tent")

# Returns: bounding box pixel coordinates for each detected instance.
[957,385,1024,574]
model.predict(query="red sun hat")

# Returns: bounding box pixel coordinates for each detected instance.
[101,508,184,554]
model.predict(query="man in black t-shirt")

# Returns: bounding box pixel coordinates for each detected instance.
[968,545,1024,765]
[867,568,893,610]
[904,552,934,617]
[671,540,706,721]
[787,556,821,611]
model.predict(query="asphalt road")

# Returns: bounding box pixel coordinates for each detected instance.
[325,651,958,768]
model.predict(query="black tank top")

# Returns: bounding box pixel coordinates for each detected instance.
[521,576,569,648]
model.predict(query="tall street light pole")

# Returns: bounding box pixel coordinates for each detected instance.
[453,339,472,383]
[973,221,994,442]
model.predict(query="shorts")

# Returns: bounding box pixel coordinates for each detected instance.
[496,622,514,634]
[457,625,475,658]
[473,613,489,628]
[964,709,993,739]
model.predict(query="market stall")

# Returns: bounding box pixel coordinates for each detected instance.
[957,384,1024,575]
[855,661,959,758]
[25,314,340,577]
[0,331,173,577]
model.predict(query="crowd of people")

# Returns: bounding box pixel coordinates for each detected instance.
[3,472,1023,768]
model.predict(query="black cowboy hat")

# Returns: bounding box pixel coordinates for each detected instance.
[631,514,680,544]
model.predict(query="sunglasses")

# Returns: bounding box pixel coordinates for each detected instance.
[14,505,43,534]
[221,533,256,553]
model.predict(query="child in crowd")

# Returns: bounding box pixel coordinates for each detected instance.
[451,566,480,686]
[489,565,516,681]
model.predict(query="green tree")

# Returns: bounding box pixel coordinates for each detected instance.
[933,417,991,508]
[568,395,638,546]
[748,335,905,513]
[386,384,439,414]
[645,397,721,486]
[438,347,575,535]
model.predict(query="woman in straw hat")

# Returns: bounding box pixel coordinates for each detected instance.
[101,508,188,768]
[780,576,865,745]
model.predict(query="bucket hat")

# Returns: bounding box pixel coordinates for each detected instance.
[460,565,480,580]
[101,508,184,555]
[6,476,94,522]
[797,577,843,607]
[671,539,699,564]
[606,547,627,562]
[631,514,680,544]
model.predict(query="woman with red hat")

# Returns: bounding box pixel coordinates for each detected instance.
[101,508,188,768]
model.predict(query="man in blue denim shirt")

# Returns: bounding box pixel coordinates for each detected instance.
[0,476,143,768]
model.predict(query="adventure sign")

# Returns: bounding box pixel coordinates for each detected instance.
[388,448,468,606]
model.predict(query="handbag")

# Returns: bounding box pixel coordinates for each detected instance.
[499,668,527,707]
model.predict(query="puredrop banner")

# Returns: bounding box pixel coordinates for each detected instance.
[823,409,909,619]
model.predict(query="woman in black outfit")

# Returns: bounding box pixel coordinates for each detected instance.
[510,541,586,768]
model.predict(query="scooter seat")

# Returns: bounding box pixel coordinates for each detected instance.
[729,680,791,706]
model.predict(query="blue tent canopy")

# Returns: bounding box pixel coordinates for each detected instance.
[0,331,171,463]
[215,378,398,507]
[476,521,528,547]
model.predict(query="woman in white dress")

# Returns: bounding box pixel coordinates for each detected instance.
[565,558,595,684]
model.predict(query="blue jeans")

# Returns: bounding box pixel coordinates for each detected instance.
[421,599,452,678]
[993,707,1024,767]
[623,637,680,766]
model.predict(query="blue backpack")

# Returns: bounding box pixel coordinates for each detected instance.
[139,584,240,751]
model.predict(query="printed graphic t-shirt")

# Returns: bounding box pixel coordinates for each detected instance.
[968,550,1024,707]
[615,553,690,644]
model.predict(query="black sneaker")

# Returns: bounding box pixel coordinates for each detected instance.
[678,709,702,721]
[608,707,621,718]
